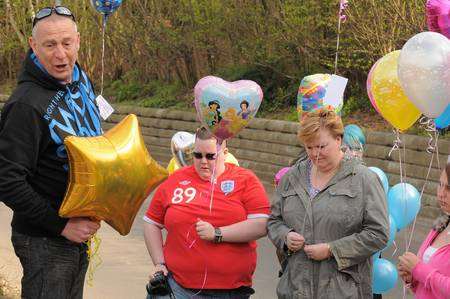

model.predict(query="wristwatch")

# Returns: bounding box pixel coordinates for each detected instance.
[214,227,223,243]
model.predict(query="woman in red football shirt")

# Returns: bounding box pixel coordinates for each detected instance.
[143,127,271,298]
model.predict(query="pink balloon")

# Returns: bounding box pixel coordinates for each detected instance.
[427,0,450,39]
[367,59,381,113]
[274,167,290,186]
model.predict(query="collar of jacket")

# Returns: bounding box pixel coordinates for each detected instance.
[18,49,82,92]
[287,155,361,194]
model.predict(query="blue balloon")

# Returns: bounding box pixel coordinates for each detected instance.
[373,258,398,294]
[343,124,366,150]
[435,104,450,129]
[372,252,381,260]
[388,183,421,230]
[382,215,397,251]
[369,167,389,195]
[90,0,122,15]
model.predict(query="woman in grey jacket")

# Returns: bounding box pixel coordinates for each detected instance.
[267,108,389,299]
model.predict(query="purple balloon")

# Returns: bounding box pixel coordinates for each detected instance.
[427,0,450,39]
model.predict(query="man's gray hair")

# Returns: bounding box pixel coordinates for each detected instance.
[31,14,78,38]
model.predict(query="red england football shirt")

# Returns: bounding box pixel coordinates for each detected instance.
[144,164,270,289]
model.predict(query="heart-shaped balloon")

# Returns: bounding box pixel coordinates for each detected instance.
[427,0,450,39]
[398,31,450,118]
[194,76,263,141]
[368,51,421,131]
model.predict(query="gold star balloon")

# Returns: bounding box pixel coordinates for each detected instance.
[59,114,168,235]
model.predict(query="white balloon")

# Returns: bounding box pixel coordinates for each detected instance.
[398,31,450,118]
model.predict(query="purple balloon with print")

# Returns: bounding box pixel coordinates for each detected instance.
[194,76,263,141]
[398,31,450,118]
[427,0,450,39]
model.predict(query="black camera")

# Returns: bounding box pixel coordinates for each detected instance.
[146,271,172,296]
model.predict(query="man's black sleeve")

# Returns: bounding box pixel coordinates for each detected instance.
[0,101,68,236]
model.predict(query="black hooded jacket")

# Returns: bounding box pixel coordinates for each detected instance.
[0,50,102,237]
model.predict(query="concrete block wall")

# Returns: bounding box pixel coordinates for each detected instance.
[105,105,449,219]
[1,96,448,219]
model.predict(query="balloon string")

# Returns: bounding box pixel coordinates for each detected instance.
[402,135,407,183]
[402,145,436,299]
[84,234,102,287]
[186,223,198,249]
[184,224,208,297]
[388,129,402,160]
[419,116,438,154]
[191,267,208,297]
[194,141,222,296]
[393,130,407,299]
[334,12,342,74]
[391,240,398,258]
[208,142,222,214]
[100,14,107,95]
[435,130,441,171]
[334,0,348,74]
[406,131,438,253]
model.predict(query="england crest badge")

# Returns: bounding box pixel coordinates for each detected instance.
[221,180,235,195]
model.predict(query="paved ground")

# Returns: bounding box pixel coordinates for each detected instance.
[0,190,433,299]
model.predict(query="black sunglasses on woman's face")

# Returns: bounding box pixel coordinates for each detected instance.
[32,6,75,27]
[193,152,217,160]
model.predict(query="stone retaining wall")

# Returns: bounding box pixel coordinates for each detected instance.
[106,105,449,219]
[1,96,449,219]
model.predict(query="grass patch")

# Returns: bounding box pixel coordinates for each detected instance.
[0,81,15,96]
[103,74,193,111]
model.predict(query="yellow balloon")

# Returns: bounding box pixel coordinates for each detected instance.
[59,114,168,235]
[370,50,421,131]
[166,157,179,175]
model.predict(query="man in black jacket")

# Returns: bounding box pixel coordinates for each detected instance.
[0,6,101,298]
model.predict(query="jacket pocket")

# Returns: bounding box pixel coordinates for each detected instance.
[326,271,360,299]
[327,187,363,230]
[281,189,308,231]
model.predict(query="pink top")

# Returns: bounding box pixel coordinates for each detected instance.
[411,229,450,299]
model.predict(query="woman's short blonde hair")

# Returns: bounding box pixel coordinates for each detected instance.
[298,107,344,145]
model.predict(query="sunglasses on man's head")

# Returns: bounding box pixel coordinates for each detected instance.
[193,152,217,160]
[33,6,75,27]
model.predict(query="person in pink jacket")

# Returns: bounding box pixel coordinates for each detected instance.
[398,161,450,299]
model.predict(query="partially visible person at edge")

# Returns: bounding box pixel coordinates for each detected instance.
[342,124,366,160]
[0,7,102,299]
[267,108,389,298]
[397,161,450,299]
[167,131,239,175]
[143,127,270,298]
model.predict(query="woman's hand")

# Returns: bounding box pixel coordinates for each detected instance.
[285,231,305,252]
[398,252,420,273]
[149,263,168,280]
[303,243,332,261]
[195,219,215,241]
[398,268,412,284]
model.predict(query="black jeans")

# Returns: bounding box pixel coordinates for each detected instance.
[11,230,88,299]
